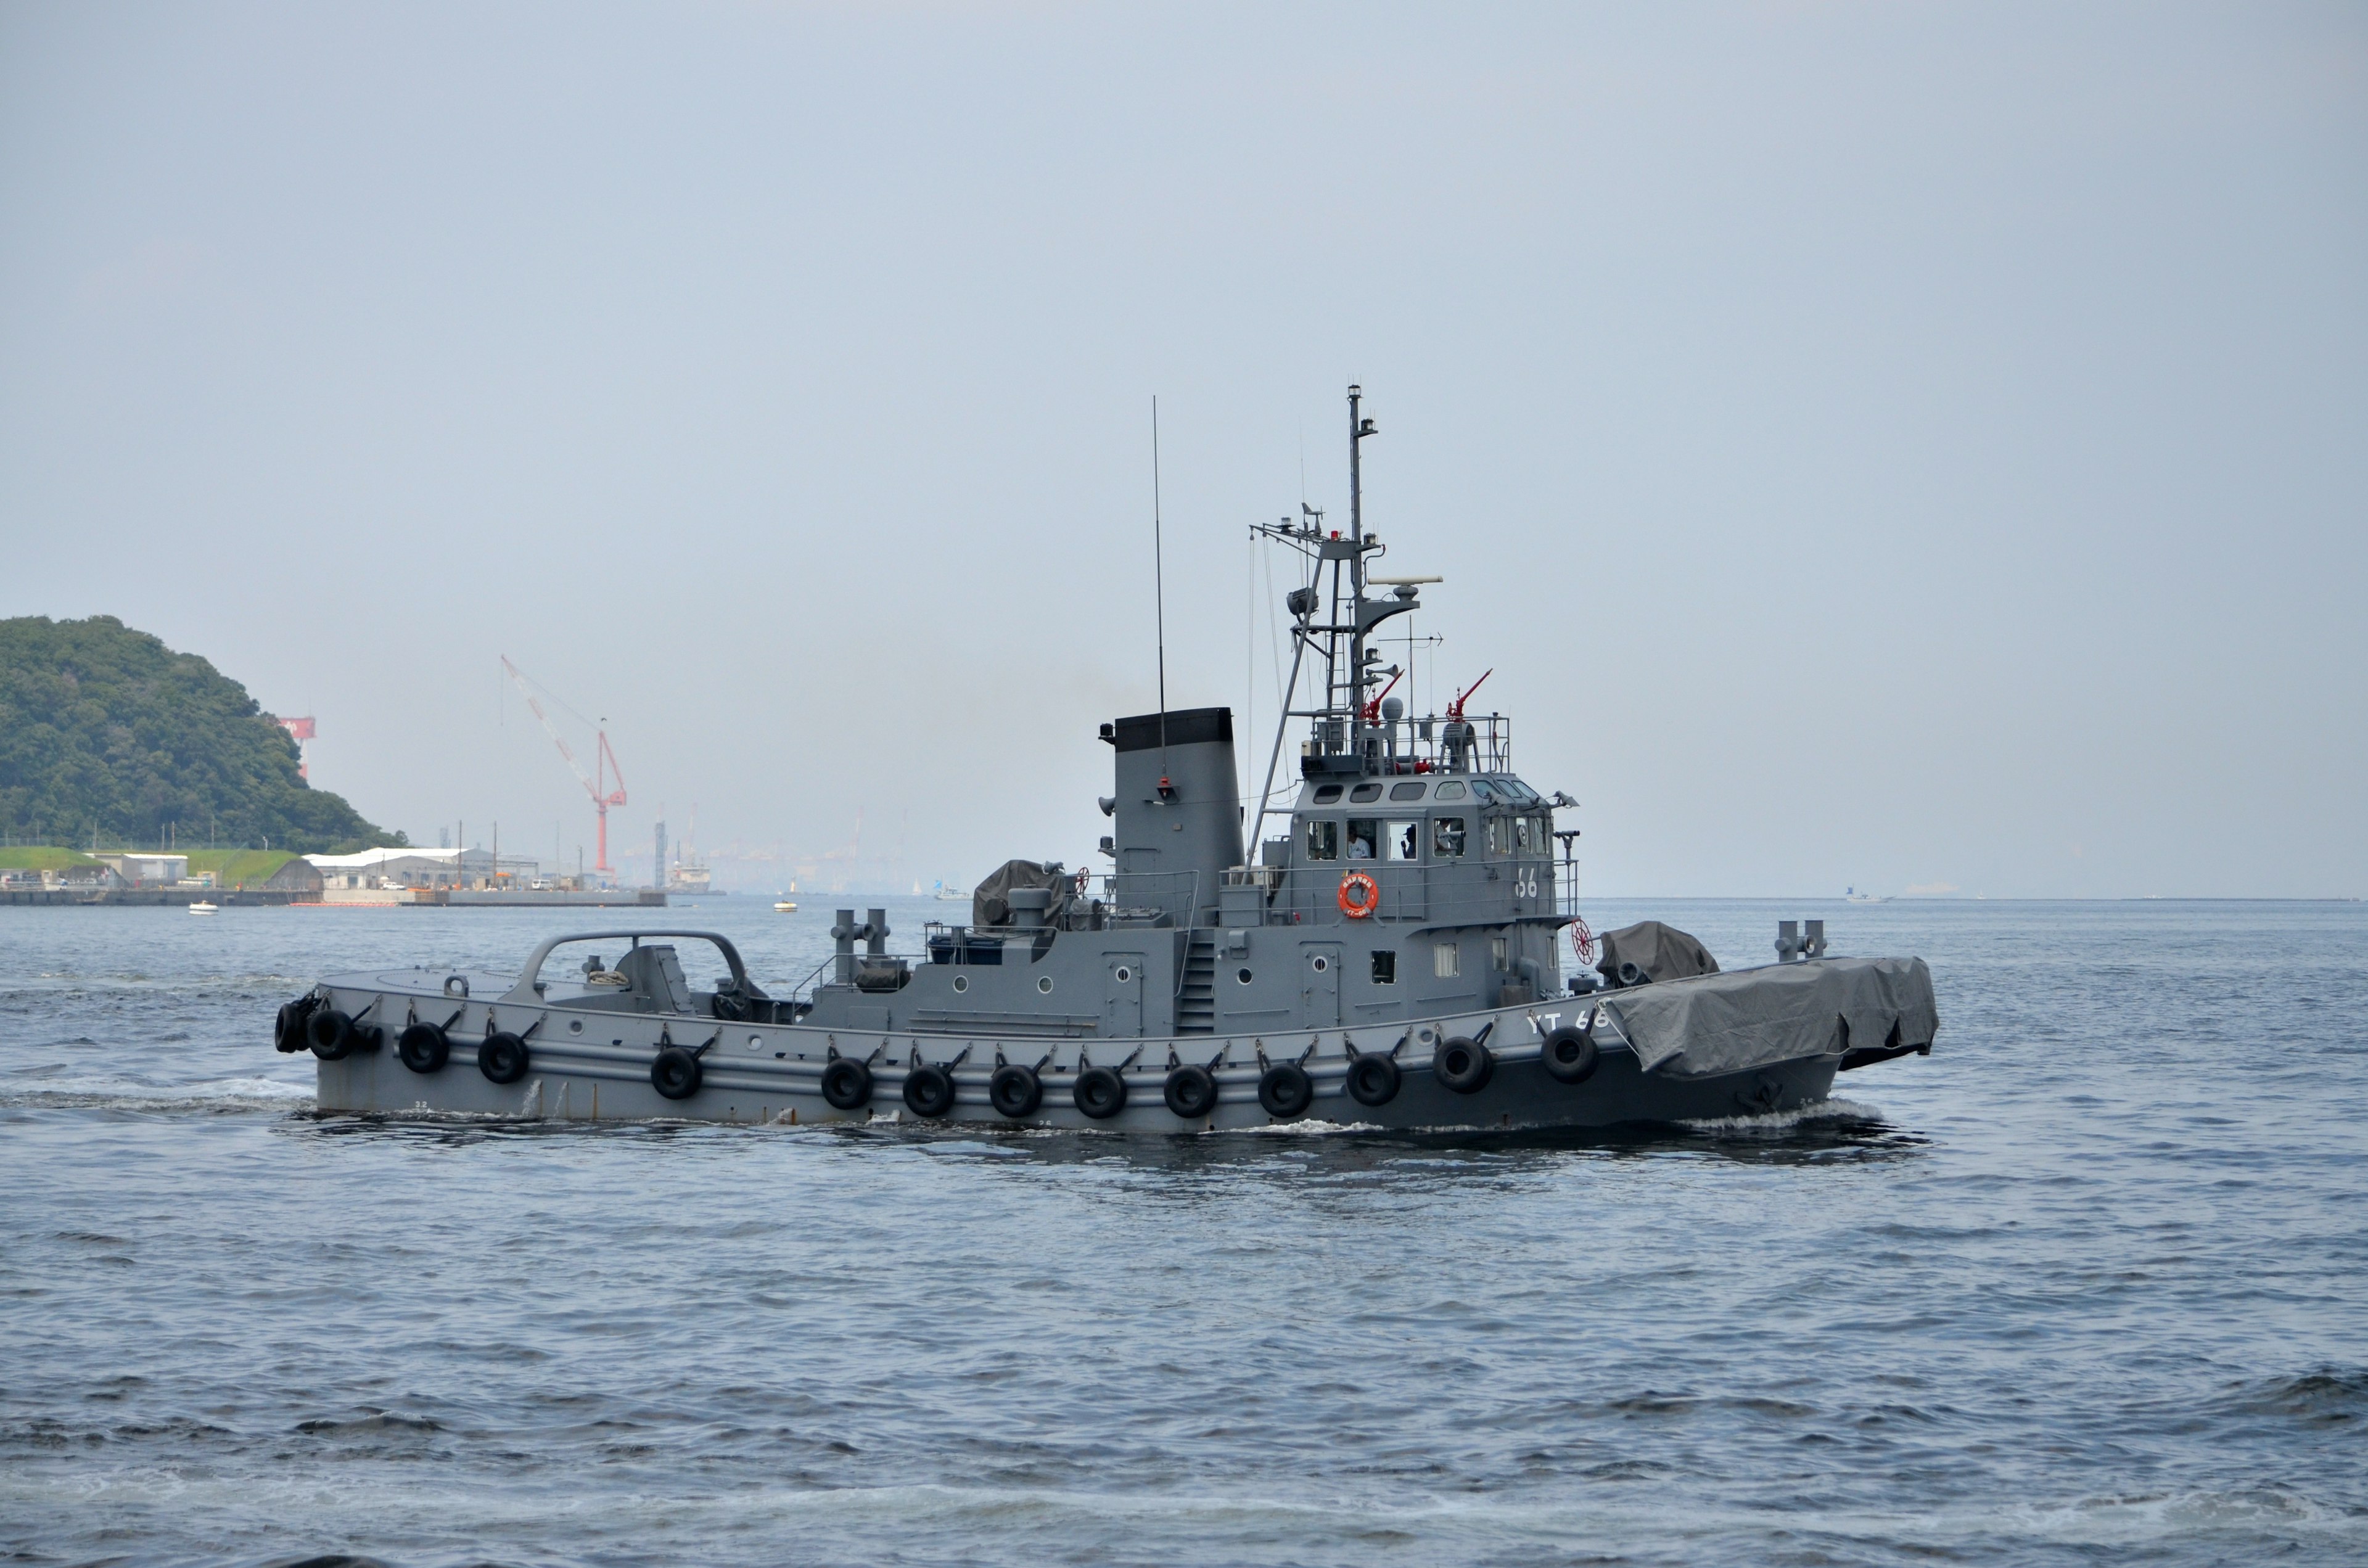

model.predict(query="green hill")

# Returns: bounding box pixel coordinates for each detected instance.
[0,615,403,855]
[0,845,101,871]
[181,848,302,884]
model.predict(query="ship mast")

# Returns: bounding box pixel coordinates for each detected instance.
[1347,382,1377,749]
[1248,384,1412,842]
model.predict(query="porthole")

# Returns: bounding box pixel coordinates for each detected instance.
[1038,975,1054,994]
[952,975,969,994]
[747,1034,764,1052]
[1312,955,1330,972]
[567,1019,583,1034]
[1237,967,1254,985]
[1114,966,1132,983]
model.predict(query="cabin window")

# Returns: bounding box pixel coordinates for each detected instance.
[1434,781,1467,801]
[1486,816,1513,856]
[1433,941,1460,979]
[1346,819,1379,860]
[1350,782,1384,803]
[1389,781,1426,802]
[1371,950,1397,984]
[1385,821,1418,861]
[1470,779,1498,803]
[1305,819,1339,861]
[1516,815,1540,855]
[1492,935,1510,971]
[1313,784,1344,805]
[1433,816,1466,857]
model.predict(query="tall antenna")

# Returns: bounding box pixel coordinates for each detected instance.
[1152,395,1169,766]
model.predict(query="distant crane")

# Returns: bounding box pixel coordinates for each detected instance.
[501,657,628,874]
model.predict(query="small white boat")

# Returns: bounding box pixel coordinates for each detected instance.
[1844,887,1888,904]
[774,900,798,913]
[189,901,220,916]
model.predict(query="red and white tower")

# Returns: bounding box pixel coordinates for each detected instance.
[276,716,316,780]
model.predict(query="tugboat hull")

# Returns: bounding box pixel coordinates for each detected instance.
[298,966,1857,1131]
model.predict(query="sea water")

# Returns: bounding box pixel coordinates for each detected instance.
[2,897,2363,1566]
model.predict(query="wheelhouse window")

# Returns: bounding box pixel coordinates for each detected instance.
[1386,821,1419,861]
[1486,816,1513,856]
[1305,819,1339,861]
[1433,816,1466,857]
[1350,782,1384,803]
[1388,781,1427,802]
[1434,781,1468,801]
[1346,819,1379,860]
[1312,784,1344,805]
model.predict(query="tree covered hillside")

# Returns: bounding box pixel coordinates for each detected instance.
[0,616,401,853]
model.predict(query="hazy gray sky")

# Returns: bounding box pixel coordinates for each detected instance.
[3,2,2361,897]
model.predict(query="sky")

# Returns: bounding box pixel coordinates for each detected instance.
[1,1,2361,898]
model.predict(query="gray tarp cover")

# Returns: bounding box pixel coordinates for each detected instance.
[1595,921,1719,985]
[972,859,1074,929]
[1597,956,1940,1078]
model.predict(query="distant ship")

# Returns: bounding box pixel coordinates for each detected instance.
[1844,887,1888,904]
[930,880,967,902]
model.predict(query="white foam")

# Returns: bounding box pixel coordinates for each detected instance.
[1,1072,314,1113]
[1680,1094,1886,1135]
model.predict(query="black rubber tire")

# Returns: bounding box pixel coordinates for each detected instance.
[902,1063,957,1119]
[349,1024,384,1055]
[273,998,316,1053]
[1163,1064,1219,1119]
[1434,1035,1494,1094]
[1258,1062,1314,1119]
[651,1045,702,1101]
[989,1064,1043,1118]
[479,1031,530,1085]
[1346,1052,1400,1107]
[1542,1025,1599,1085]
[821,1057,873,1111]
[1073,1064,1127,1119]
[306,1008,354,1061]
[397,1022,449,1075]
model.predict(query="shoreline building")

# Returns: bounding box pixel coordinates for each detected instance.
[306,847,498,892]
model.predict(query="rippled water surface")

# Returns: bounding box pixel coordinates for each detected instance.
[4,897,2364,1566]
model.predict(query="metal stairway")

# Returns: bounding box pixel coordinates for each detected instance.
[1177,931,1217,1033]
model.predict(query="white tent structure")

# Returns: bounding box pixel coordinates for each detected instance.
[306,847,495,890]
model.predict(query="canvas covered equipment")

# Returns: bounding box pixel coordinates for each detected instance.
[1595,921,1720,987]
[971,859,1076,929]
[1596,955,1940,1078]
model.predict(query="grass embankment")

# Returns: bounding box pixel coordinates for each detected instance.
[182,849,299,885]
[0,847,101,871]
[0,846,299,884]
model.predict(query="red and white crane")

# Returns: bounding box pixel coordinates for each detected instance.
[501,656,627,874]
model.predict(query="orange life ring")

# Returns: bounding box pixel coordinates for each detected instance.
[1338,871,1379,919]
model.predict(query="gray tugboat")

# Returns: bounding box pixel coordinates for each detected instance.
[278,388,1939,1130]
